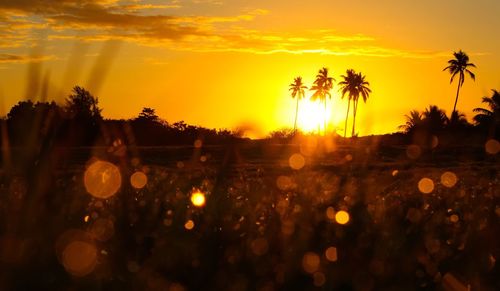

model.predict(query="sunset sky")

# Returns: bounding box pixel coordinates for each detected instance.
[0,0,499,137]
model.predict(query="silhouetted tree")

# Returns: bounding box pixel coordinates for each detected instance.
[289,77,307,133]
[443,50,476,114]
[137,107,159,122]
[310,67,334,134]
[399,110,423,134]
[339,69,356,137]
[350,72,371,137]
[423,105,448,133]
[473,89,500,136]
[64,86,102,145]
[448,110,471,130]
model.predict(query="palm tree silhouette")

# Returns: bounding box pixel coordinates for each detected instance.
[473,89,500,135]
[339,69,359,137]
[310,67,334,135]
[350,72,371,137]
[289,77,307,133]
[399,110,422,133]
[443,50,476,114]
[423,105,448,133]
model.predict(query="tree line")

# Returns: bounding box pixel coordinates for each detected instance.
[0,86,240,150]
[288,50,499,140]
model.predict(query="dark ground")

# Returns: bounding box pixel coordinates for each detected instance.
[0,140,499,290]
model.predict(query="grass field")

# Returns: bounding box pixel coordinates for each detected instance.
[0,141,499,290]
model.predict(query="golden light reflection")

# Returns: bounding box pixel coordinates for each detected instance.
[130,171,148,189]
[84,160,121,199]
[62,241,97,277]
[335,210,350,225]
[418,178,434,194]
[289,153,305,170]
[441,171,458,188]
[190,190,206,207]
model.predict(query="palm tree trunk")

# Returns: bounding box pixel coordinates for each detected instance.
[294,97,299,133]
[344,100,350,138]
[352,99,358,137]
[452,81,461,114]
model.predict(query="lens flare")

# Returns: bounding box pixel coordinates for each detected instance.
[84,160,121,199]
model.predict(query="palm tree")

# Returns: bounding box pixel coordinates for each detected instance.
[310,67,334,134]
[443,50,476,114]
[350,72,371,137]
[289,77,307,133]
[399,110,422,133]
[423,105,448,133]
[338,69,357,137]
[473,89,500,135]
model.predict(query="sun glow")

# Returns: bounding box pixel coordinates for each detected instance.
[296,99,346,134]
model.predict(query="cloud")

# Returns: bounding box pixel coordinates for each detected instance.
[0,0,481,59]
[0,53,54,63]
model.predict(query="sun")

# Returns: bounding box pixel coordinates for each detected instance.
[299,99,339,133]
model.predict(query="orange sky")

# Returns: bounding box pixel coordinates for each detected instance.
[0,0,499,137]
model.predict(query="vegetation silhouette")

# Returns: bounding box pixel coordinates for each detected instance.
[338,70,371,137]
[443,50,476,114]
[310,67,334,135]
[289,77,307,133]
[473,89,500,137]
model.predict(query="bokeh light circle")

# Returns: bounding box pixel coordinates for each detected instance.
[418,178,434,194]
[325,246,338,262]
[190,191,206,207]
[335,210,350,225]
[289,153,305,170]
[84,160,121,199]
[62,240,97,277]
[440,171,458,188]
[130,171,147,189]
[406,145,421,159]
[302,252,320,274]
[485,139,500,155]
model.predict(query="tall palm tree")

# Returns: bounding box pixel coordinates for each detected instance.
[399,110,422,133]
[473,89,500,135]
[338,69,357,137]
[350,72,371,137]
[443,50,476,114]
[289,77,307,133]
[310,67,334,134]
